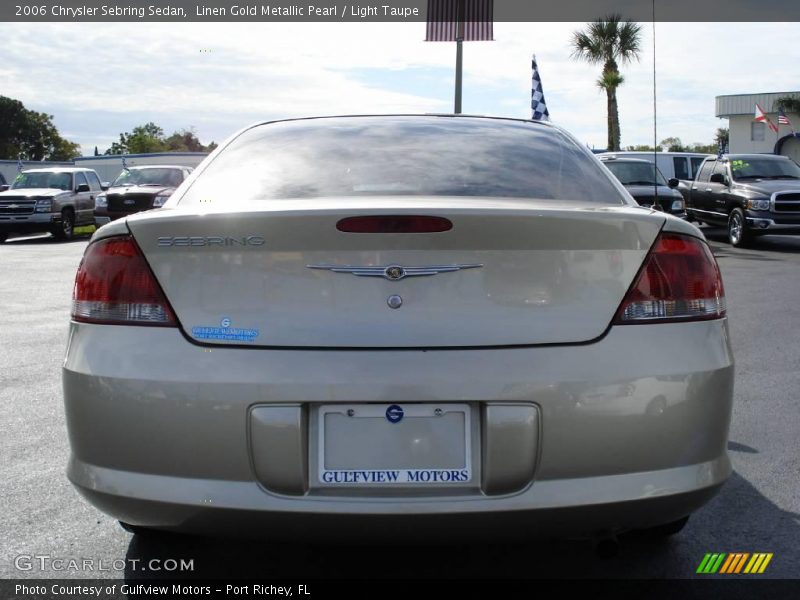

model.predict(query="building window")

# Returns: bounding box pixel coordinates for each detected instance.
[751,121,765,142]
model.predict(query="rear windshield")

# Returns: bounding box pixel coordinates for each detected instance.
[179,117,625,205]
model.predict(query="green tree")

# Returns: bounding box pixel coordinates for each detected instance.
[106,124,217,154]
[659,137,685,152]
[571,15,643,151]
[105,122,167,154]
[0,96,80,160]
[688,143,716,154]
[164,128,217,152]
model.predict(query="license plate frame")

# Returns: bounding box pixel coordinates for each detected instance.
[315,403,473,486]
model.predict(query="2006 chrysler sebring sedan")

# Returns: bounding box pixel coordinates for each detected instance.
[63,115,733,540]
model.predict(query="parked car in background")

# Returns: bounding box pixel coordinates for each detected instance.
[64,115,733,542]
[599,155,686,217]
[686,153,800,246]
[598,151,711,204]
[599,151,710,183]
[0,167,102,243]
[94,165,192,226]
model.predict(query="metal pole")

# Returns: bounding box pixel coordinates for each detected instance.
[454,0,465,114]
[454,39,463,114]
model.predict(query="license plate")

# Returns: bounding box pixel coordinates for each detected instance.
[316,403,472,485]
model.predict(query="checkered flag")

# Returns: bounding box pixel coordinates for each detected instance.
[17,155,24,172]
[122,154,129,171]
[531,55,550,121]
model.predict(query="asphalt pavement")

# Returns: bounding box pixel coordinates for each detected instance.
[1,226,798,581]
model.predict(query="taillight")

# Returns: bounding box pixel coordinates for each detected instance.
[72,235,176,326]
[614,232,725,324]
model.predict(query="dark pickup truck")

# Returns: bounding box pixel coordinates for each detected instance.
[686,153,800,246]
[94,165,192,225]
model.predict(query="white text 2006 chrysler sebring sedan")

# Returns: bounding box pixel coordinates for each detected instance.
[63,115,733,540]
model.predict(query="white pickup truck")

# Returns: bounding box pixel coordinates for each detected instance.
[0,167,105,242]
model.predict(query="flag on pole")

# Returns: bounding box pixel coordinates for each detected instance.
[717,140,729,158]
[778,107,794,133]
[754,103,778,133]
[531,55,550,121]
[122,154,129,171]
[17,155,24,172]
[425,0,493,41]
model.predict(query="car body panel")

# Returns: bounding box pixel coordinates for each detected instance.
[63,318,733,537]
[126,201,664,348]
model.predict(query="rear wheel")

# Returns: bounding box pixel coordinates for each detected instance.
[51,209,74,241]
[728,208,751,247]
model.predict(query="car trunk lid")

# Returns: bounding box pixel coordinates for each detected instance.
[126,198,664,348]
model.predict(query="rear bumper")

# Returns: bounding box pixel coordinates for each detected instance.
[70,460,727,540]
[63,320,734,539]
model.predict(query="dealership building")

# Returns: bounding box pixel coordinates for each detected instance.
[716,91,800,161]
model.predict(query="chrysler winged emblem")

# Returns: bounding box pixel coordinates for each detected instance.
[306,263,483,281]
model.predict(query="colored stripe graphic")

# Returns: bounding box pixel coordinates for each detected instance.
[744,553,773,574]
[720,553,749,573]
[733,553,750,573]
[699,552,773,574]
[697,553,727,573]
[719,554,736,573]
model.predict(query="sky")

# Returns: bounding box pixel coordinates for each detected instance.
[1,21,798,156]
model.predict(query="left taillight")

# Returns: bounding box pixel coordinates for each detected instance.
[72,235,177,326]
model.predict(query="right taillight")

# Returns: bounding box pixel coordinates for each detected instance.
[72,235,177,326]
[614,232,726,324]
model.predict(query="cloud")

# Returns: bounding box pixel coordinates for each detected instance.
[0,21,797,154]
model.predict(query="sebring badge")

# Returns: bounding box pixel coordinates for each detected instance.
[306,263,483,281]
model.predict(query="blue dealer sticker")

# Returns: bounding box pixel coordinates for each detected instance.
[191,318,259,342]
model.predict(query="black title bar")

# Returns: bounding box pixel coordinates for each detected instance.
[1,0,799,22]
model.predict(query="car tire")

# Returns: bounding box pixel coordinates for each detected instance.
[728,208,751,247]
[638,515,690,538]
[51,209,75,241]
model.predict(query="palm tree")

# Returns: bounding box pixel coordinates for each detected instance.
[571,15,643,151]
